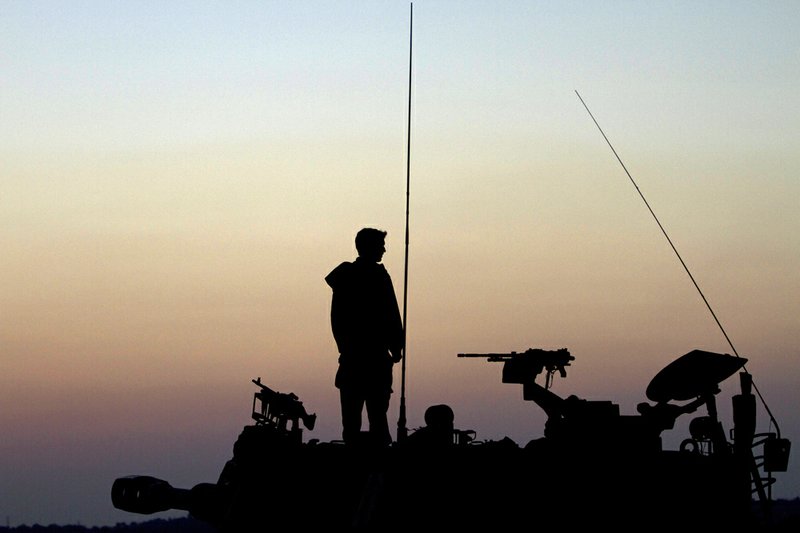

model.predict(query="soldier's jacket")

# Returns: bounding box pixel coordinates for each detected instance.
[325,258,403,391]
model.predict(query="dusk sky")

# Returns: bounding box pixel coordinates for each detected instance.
[2,0,798,527]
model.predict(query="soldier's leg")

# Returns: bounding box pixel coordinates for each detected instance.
[340,387,364,444]
[365,389,392,446]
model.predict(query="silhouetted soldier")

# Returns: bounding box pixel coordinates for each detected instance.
[325,228,404,447]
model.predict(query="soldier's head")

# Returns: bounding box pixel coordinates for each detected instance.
[355,227,387,263]
[424,404,455,432]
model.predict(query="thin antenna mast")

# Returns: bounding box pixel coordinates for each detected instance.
[575,90,781,436]
[575,90,738,357]
[397,2,413,442]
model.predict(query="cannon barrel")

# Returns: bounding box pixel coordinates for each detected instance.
[111,475,191,515]
[112,475,225,522]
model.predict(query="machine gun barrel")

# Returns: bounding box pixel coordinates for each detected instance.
[458,352,522,361]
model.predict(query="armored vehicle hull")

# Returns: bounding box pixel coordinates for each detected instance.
[112,348,789,531]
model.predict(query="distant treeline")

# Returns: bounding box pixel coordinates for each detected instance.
[769,498,800,531]
[3,500,800,532]
[0,517,214,533]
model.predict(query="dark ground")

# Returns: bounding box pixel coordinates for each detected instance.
[1,499,799,532]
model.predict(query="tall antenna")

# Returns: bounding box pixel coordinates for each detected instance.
[397,2,413,442]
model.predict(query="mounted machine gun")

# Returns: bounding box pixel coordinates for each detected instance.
[250,377,316,444]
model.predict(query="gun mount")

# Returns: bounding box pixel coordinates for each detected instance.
[460,347,791,524]
[250,377,316,443]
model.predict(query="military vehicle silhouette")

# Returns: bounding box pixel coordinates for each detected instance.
[111,347,789,531]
